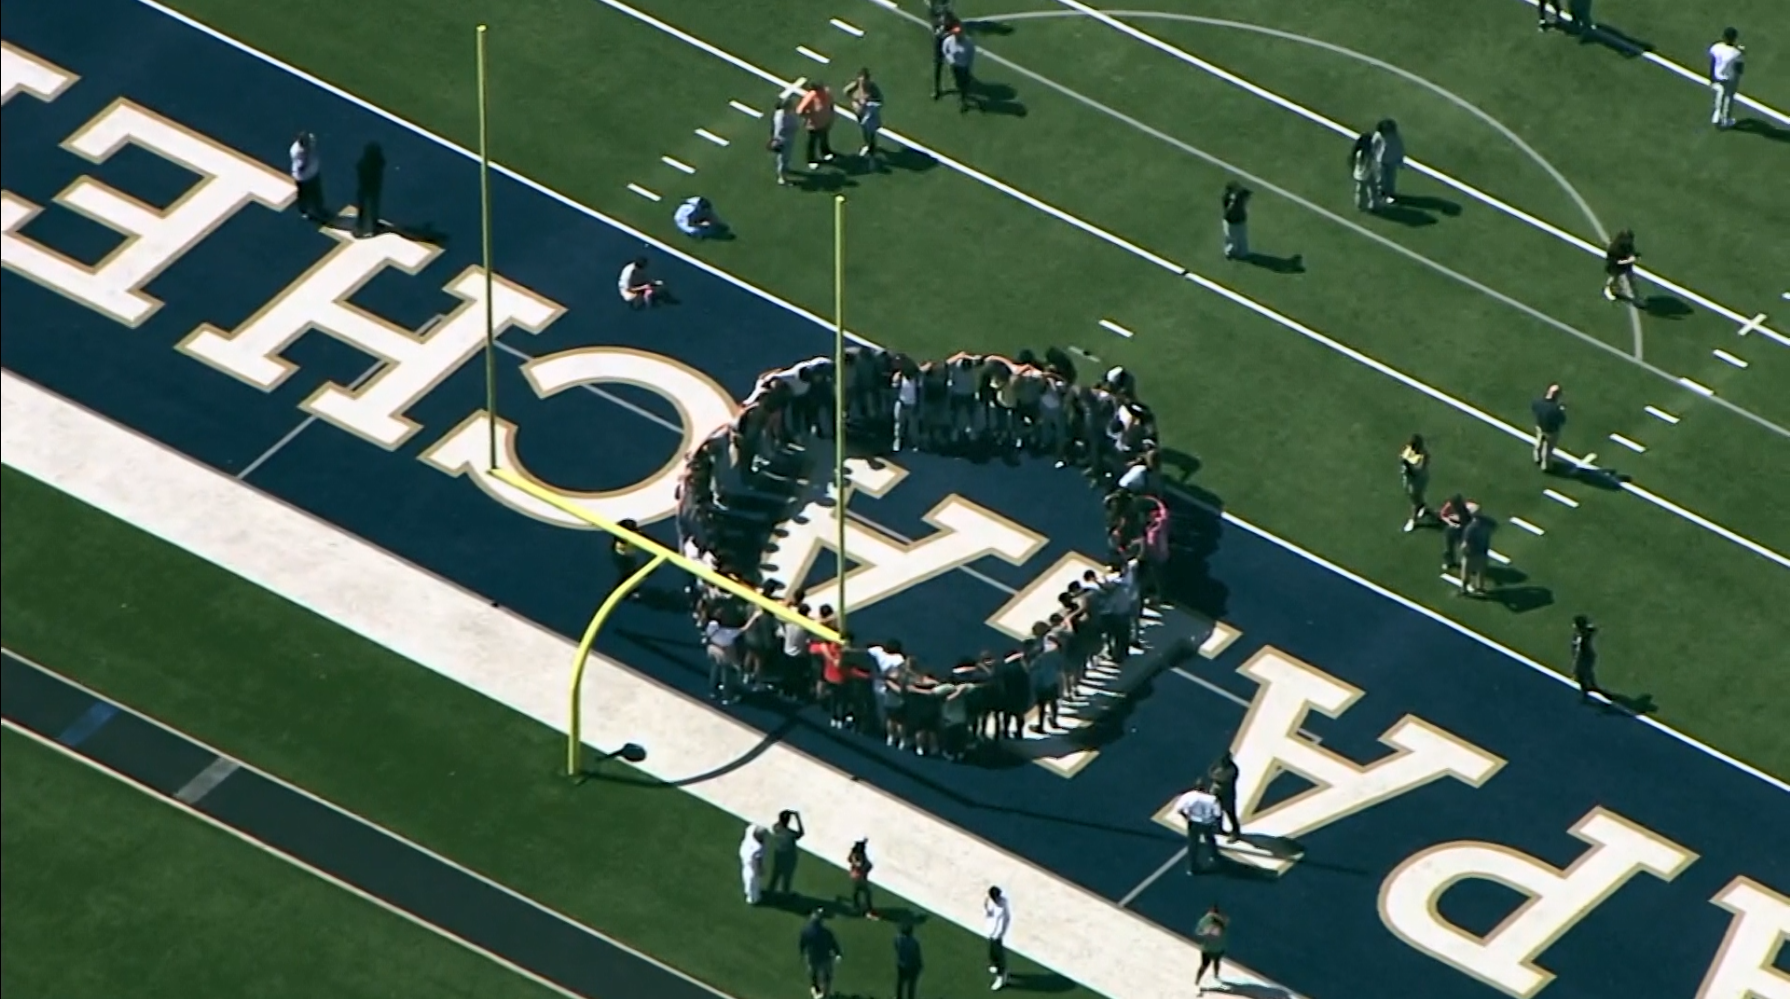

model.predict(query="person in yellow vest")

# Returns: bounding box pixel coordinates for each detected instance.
[610,518,645,601]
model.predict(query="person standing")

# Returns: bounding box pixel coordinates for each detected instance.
[1709,28,1745,129]
[1531,384,1567,471]
[1437,493,1471,573]
[798,909,843,999]
[1371,119,1405,207]
[893,922,924,999]
[846,68,885,160]
[771,94,799,185]
[1399,434,1432,532]
[929,1,956,100]
[1537,0,1563,31]
[609,517,648,597]
[984,886,1012,991]
[288,131,326,222]
[352,142,384,238]
[1571,615,1605,704]
[1602,230,1639,303]
[766,809,806,899]
[739,823,769,905]
[1459,506,1493,597]
[1350,130,1376,211]
[847,838,878,918]
[1174,782,1224,873]
[1206,752,1243,841]
[1220,181,1251,261]
[797,81,837,169]
[1193,904,1230,994]
[941,21,977,113]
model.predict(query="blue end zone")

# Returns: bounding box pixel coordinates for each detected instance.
[4,3,1786,998]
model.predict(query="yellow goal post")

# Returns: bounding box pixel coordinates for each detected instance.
[487,469,844,777]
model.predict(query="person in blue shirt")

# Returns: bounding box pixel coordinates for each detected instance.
[798,909,842,998]
[674,196,728,239]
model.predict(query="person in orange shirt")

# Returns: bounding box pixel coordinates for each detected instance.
[796,80,837,168]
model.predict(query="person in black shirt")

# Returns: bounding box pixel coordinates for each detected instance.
[1207,750,1243,841]
[1437,494,1470,572]
[798,909,842,998]
[928,1,955,100]
[1530,384,1567,471]
[610,518,646,601]
[1603,229,1639,304]
[1399,434,1431,532]
[1221,181,1251,260]
[1571,615,1604,704]
[1459,506,1493,597]
[353,142,385,238]
[893,921,924,999]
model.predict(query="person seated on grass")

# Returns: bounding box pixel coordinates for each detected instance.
[617,256,664,309]
[674,196,729,239]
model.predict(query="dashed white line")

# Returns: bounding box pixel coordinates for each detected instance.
[1678,377,1715,397]
[728,100,763,118]
[1644,406,1680,425]
[830,17,865,36]
[627,183,661,201]
[1099,319,1135,339]
[661,155,696,174]
[1609,433,1647,454]
[1713,349,1749,369]
[1510,516,1548,535]
[1538,492,1576,511]
[1489,550,1512,565]
[694,128,729,147]
[796,45,830,64]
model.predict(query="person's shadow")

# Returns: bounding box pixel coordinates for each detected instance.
[1733,119,1790,143]
[970,80,1028,117]
[1241,251,1305,274]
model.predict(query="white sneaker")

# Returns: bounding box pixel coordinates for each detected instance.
[1402,518,1415,533]
[1602,286,1616,302]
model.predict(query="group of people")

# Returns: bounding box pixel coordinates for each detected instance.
[1347,118,1405,212]
[769,69,888,186]
[664,343,1178,765]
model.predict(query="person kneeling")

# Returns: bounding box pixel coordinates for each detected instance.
[618,256,664,309]
[674,196,729,239]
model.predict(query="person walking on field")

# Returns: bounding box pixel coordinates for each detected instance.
[1370,119,1404,207]
[1220,181,1251,261]
[1709,27,1745,129]
[798,909,843,999]
[1531,384,1567,471]
[1350,130,1376,211]
[941,20,977,113]
[797,81,837,168]
[846,838,878,918]
[1603,229,1640,303]
[1194,904,1230,994]
[1400,434,1431,532]
[1571,615,1605,705]
[739,823,769,905]
[984,886,1013,991]
[893,921,924,999]
[928,0,956,99]
[770,94,799,186]
[845,68,885,161]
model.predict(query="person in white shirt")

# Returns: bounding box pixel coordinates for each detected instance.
[739,823,769,905]
[288,131,326,222]
[1709,28,1745,129]
[770,94,799,185]
[1175,782,1224,874]
[706,616,744,703]
[1370,119,1404,207]
[893,360,922,452]
[983,886,1012,990]
[617,256,662,309]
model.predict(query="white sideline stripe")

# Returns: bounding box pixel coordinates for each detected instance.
[121,0,1790,791]
[0,720,599,999]
[727,99,762,118]
[829,18,865,37]
[1508,0,1790,125]
[0,374,1303,999]
[796,45,830,64]
[626,182,661,201]
[660,155,696,174]
[1489,550,1512,565]
[173,756,240,803]
[1678,377,1716,397]
[1713,349,1749,369]
[694,128,728,147]
[1737,313,1767,337]
[1512,515,1551,534]
[592,0,1790,569]
[1645,406,1680,425]
[1098,318,1134,338]
[1046,0,1788,347]
[1608,433,1647,454]
[1538,492,1576,511]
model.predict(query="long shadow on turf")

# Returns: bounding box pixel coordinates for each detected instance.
[1732,119,1790,143]
[1639,294,1693,319]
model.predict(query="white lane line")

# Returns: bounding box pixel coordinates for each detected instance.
[1645,406,1680,425]
[1489,550,1512,565]
[661,155,696,174]
[627,182,662,201]
[1512,517,1550,536]
[796,45,830,64]
[1116,848,1189,909]
[830,18,866,36]
[1099,318,1135,339]
[589,0,1790,573]
[174,756,240,803]
[1538,491,1576,510]
[1043,0,1787,347]
[237,359,385,479]
[729,99,763,118]
[1439,574,1463,587]
[1678,377,1716,397]
[694,128,729,146]
[1608,433,1647,454]
[781,75,809,98]
[869,0,899,8]
[1737,313,1768,337]
[1713,349,1749,369]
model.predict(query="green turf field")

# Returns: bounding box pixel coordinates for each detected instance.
[0,468,1099,999]
[153,0,1786,769]
[0,728,565,999]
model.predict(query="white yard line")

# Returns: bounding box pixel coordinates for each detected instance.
[829,17,865,37]
[1713,349,1749,369]
[660,155,696,174]
[1644,406,1680,425]
[1608,433,1647,454]
[626,182,661,201]
[727,100,762,118]
[795,45,830,64]
[1737,313,1768,338]
[694,128,729,146]
[1489,550,1512,565]
[1512,515,1551,533]
[1098,318,1135,338]
[1539,492,1577,510]
[1678,376,1715,397]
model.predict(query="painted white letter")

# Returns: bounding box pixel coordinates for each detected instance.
[1696,877,1790,999]
[2,41,78,104]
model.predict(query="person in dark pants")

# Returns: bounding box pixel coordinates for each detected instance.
[766,809,805,899]
[1571,615,1604,704]
[893,921,924,999]
[1458,506,1493,597]
[846,838,878,918]
[288,131,327,222]
[1400,434,1431,532]
[798,909,842,999]
[1221,181,1251,260]
[928,1,955,100]
[1174,782,1223,873]
[1437,494,1470,572]
[1206,751,1243,841]
[1603,229,1639,304]
[1531,384,1567,471]
[610,518,645,602]
[353,142,385,238]
[940,20,977,113]
[1537,0,1563,30]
